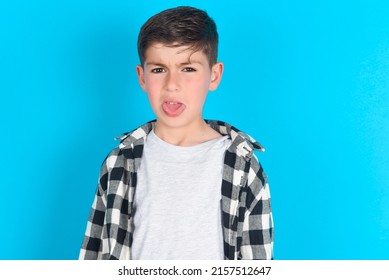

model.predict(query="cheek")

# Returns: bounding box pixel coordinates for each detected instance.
[143,77,160,105]
[146,93,161,114]
[188,80,209,107]
[186,75,210,91]
[144,76,163,94]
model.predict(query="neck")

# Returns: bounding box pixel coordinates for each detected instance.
[154,120,221,146]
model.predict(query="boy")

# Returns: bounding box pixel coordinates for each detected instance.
[80,6,273,260]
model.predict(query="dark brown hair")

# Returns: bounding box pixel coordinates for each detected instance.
[137,6,218,67]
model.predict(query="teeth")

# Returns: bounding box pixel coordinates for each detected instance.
[167,102,177,105]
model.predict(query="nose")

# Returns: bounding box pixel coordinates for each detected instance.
[165,71,180,92]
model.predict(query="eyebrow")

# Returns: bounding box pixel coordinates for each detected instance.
[145,60,203,67]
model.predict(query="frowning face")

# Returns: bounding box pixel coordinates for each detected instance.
[136,43,223,133]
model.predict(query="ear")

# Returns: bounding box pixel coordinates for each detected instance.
[136,65,147,92]
[209,62,224,91]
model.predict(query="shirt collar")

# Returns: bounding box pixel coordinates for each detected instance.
[115,120,264,157]
[115,120,155,149]
[206,120,265,160]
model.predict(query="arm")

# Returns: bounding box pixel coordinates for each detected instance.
[240,157,274,260]
[79,157,109,260]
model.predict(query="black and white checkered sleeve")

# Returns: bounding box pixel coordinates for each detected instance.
[79,150,115,260]
[240,157,274,259]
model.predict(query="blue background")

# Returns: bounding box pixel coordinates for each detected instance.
[1,0,389,260]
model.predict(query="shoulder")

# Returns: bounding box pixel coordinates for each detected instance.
[244,154,271,214]
[115,120,155,149]
[247,154,268,188]
[99,121,155,173]
[206,120,265,153]
[101,146,123,171]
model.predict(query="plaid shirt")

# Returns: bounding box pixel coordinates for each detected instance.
[79,120,273,260]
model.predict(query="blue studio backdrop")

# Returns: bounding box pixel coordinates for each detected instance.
[1,0,389,259]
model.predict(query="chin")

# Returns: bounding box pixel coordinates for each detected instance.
[156,116,194,129]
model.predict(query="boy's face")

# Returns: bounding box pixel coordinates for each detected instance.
[136,43,223,131]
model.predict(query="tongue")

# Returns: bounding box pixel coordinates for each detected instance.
[167,103,181,110]
[162,102,185,117]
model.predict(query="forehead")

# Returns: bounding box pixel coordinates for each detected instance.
[144,43,208,65]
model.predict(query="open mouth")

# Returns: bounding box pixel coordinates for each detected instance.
[162,101,186,117]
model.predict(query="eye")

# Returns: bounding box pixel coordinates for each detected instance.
[182,67,196,72]
[151,68,165,73]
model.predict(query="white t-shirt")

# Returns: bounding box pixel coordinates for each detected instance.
[131,130,231,260]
